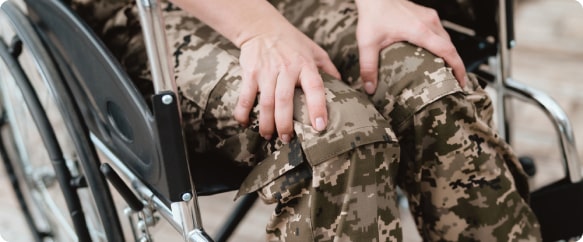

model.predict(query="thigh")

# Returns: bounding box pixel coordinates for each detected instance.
[269,0,361,86]
[69,0,131,31]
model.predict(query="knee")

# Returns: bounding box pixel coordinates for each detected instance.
[373,42,465,129]
[292,76,397,166]
[378,42,458,90]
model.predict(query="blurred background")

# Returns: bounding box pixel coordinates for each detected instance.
[0,0,582,241]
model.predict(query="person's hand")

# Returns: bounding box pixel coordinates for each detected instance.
[233,23,341,143]
[355,0,467,94]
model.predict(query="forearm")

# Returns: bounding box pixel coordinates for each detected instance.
[168,0,292,47]
[353,0,367,7]
[354,0,383,11]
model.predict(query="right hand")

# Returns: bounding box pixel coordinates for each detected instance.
[233,24,341,143]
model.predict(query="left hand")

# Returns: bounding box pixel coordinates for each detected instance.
[355,0,467,94]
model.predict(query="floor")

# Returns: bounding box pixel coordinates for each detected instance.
[0,0,582,241]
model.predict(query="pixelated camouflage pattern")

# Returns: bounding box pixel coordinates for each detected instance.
[69,0,541,241]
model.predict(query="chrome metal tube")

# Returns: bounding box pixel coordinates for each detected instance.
[495,0,512,142]
[495,0,581,183]
[90,134,178,230]
[134,0,208,240]
[135,0,176,94]
[497,0,512,82]
[505,79,582,183]
[90,134,213,241]
[172,199,212,241]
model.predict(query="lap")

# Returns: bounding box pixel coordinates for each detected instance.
[68,1,540,240]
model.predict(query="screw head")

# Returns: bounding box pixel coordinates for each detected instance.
[181,192,192,201]
[161,95,173,105]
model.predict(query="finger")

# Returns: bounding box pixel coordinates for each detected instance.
[234,70,258,127]
[358,42,383,94]
[274,67,298,143]
[409,31,467,87]
[315,49,341,80]
[299,65,328,132]
[430,34,467,86]
[257,70,278,140]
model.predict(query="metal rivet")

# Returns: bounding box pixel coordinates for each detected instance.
[161,95,173,105]
[181,192,192,201]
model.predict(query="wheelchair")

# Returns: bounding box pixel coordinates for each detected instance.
[0,0,581,241]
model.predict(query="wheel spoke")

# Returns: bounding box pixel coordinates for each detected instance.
[1,4,117,240]
[35,178,77,240]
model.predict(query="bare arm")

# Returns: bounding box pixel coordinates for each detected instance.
[167,0,465,142]
[168,0,288,47]
[169,0,340,143]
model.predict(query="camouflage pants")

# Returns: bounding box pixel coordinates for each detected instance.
[71,0,541,241]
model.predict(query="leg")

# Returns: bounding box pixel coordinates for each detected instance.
[69,0,541,241]
[276,1,541,239]
[99,1,405,241]
[372,43,541,241]
[279,0,542,237]
[162,2,407,240]
[226,76,403,241]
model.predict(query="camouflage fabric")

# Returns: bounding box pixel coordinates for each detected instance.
[69,0,541,241]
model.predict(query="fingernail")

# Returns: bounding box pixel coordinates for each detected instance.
[281,134,290,144]
[463,76,469,88]
[264,135,272,141]
[364,82,375,94]
[315,117,326,131]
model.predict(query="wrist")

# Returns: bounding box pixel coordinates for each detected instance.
[171,0,291,48]
[233,19,272,48]
[231,5,291,48]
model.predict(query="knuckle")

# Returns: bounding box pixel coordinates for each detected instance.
[357,40,376,50]
[417,25,431,36]
[408,23,428,38]
[443,45,458,57]
[237,95,254,108]
[427,9,440,22]
[276,89,294,103]
[276,59,293,71]
[233,108,248,123]
[360,64,377,75]
[303,79,324,91]
[277,123,293,134]
[234,113,246,123]
[244,68,259,80]
[259,96,275,109]
[360,63,376,71]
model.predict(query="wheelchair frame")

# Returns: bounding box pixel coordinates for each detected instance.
[0,0,581,241]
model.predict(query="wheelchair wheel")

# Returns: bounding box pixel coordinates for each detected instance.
[0,35,118,241]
